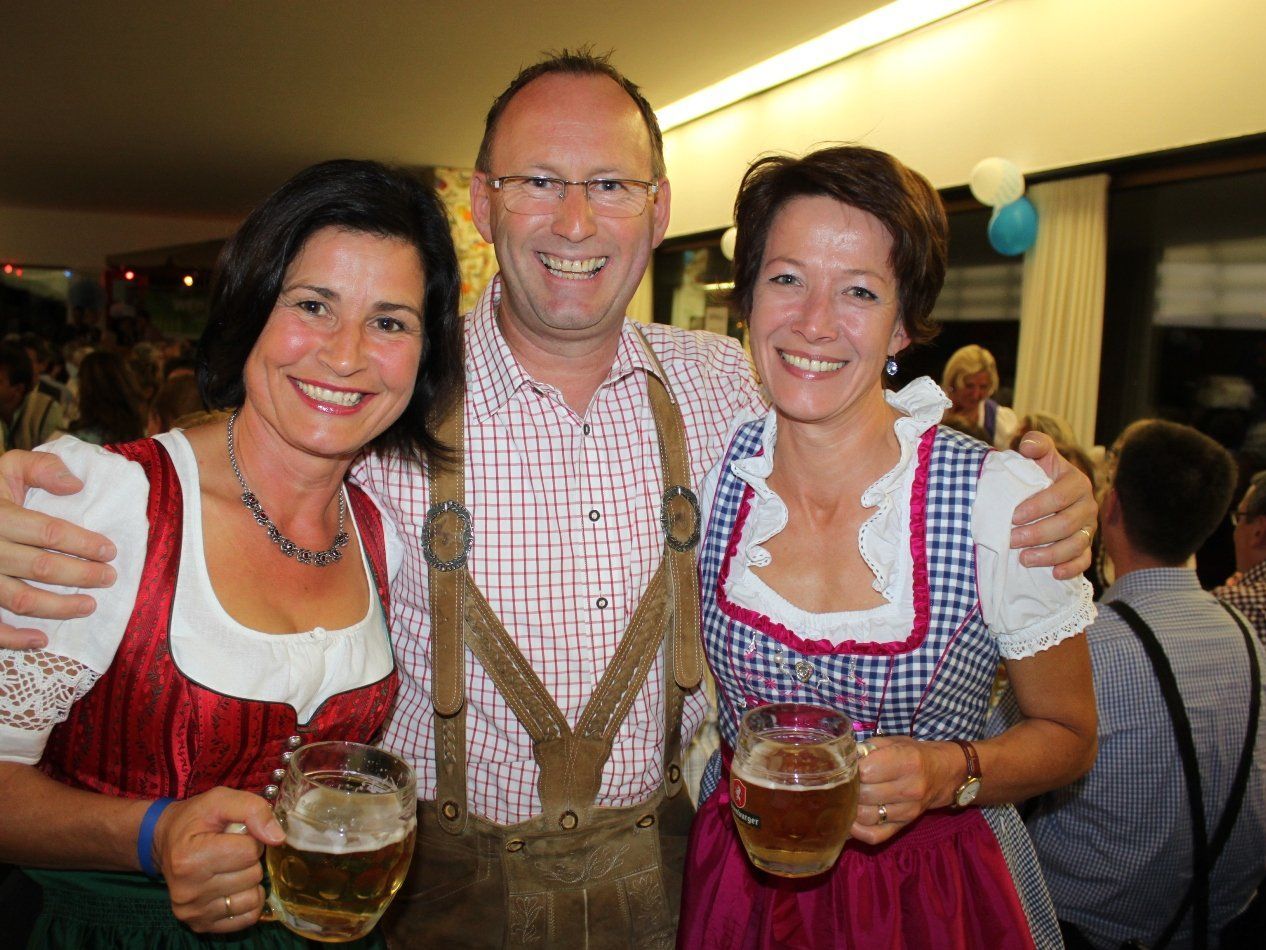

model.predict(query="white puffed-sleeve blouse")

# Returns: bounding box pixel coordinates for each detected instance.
[699,377,1095,659]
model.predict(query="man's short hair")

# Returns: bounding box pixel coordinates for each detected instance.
[475,47,666,179]
[1113,419,1237,564]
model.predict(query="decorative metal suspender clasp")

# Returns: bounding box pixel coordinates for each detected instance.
[660,485,701,553]
[423,500,474,572]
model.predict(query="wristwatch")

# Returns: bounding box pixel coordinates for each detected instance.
[951,739,981,808]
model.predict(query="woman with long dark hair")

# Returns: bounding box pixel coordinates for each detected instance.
[0,159,463,947]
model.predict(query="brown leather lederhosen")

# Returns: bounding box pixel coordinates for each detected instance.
[383,327,704,949]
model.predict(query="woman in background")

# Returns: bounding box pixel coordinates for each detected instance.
[68,350,147,445]
[148,372,208,435]
[942,343,1017,449]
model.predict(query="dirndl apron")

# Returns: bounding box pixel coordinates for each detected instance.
[677,421,1062,950]
[381,327,705,949]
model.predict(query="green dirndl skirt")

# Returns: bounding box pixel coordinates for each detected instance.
[24,869,385,949]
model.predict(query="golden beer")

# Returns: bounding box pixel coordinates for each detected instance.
[267,743,417,943]
[730,705,858,878]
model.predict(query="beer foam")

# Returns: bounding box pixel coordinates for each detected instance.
[732,767,855,793]
[735,738,856,787]
[281,787,415,855]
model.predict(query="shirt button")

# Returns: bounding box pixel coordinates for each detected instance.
[583,424,592,435]
[588,509,601,522]
[285,735,303,750]
[596,597,609,609]
[271,768,287,782]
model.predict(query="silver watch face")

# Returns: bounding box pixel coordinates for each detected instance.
[955,777,981,807]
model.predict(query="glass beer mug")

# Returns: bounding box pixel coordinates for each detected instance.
[729,703,859,878]
[266,741,417,943]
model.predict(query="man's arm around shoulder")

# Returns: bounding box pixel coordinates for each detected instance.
[0,448,117,648]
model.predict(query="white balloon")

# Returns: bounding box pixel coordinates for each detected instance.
[969,157,1025,207]
[720,226,738,261]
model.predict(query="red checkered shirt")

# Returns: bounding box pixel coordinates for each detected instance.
[354,276,761,824]
[1214,560,1266,646]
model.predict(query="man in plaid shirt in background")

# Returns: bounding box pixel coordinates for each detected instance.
[0,50,1099,946]
[1214,471,1266,645]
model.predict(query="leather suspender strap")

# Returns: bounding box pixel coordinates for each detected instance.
[462,562,674,814]
[661,579,687,796]
[1209,602,1261,874]
[1105,600,1209,950]
[424,326,704,830]
[630,326,700,796]
[428,402,467,719]
[426,396,472,834]
[630,324,703,692]
[1104,600,1262,950]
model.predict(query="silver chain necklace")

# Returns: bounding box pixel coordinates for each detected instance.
[226,409,349,567]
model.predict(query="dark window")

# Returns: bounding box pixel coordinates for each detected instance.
[893,207,1022,400]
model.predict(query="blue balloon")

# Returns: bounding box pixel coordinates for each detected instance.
[988,196,1038,256]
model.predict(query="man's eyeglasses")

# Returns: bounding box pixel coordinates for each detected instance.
[488,175,658,218]
[1231,508,1256,527]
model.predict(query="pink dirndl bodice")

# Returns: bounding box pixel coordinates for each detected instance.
[678,422,1059,949]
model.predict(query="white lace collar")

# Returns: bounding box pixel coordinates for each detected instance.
[728,376,950,600]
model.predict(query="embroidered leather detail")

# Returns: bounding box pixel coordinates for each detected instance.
[532,842,630,886]
[508,894,545,944]
[625,869,664,921]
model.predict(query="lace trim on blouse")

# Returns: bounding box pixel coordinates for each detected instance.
[719,376,1095,651]
[0,651,100,732]
[994,596,1098,661]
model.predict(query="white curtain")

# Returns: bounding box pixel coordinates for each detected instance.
[1013,175,1109,447]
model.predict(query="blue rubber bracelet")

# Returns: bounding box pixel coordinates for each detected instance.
[136,797,174,879]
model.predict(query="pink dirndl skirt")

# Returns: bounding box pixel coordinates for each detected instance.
[677,769,1036,950]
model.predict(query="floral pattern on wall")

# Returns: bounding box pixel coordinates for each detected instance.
[433,166,498,314]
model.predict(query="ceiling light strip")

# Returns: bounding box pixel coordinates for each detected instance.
[656,0,988,131]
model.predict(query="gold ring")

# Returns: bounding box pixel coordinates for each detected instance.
[224,894,233,918]
[1078,527,1093,543]
[877,803,889,825]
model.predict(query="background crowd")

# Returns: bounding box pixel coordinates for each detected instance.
[0,321,212,455]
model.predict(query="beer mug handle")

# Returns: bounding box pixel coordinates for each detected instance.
[224,821,278,923]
